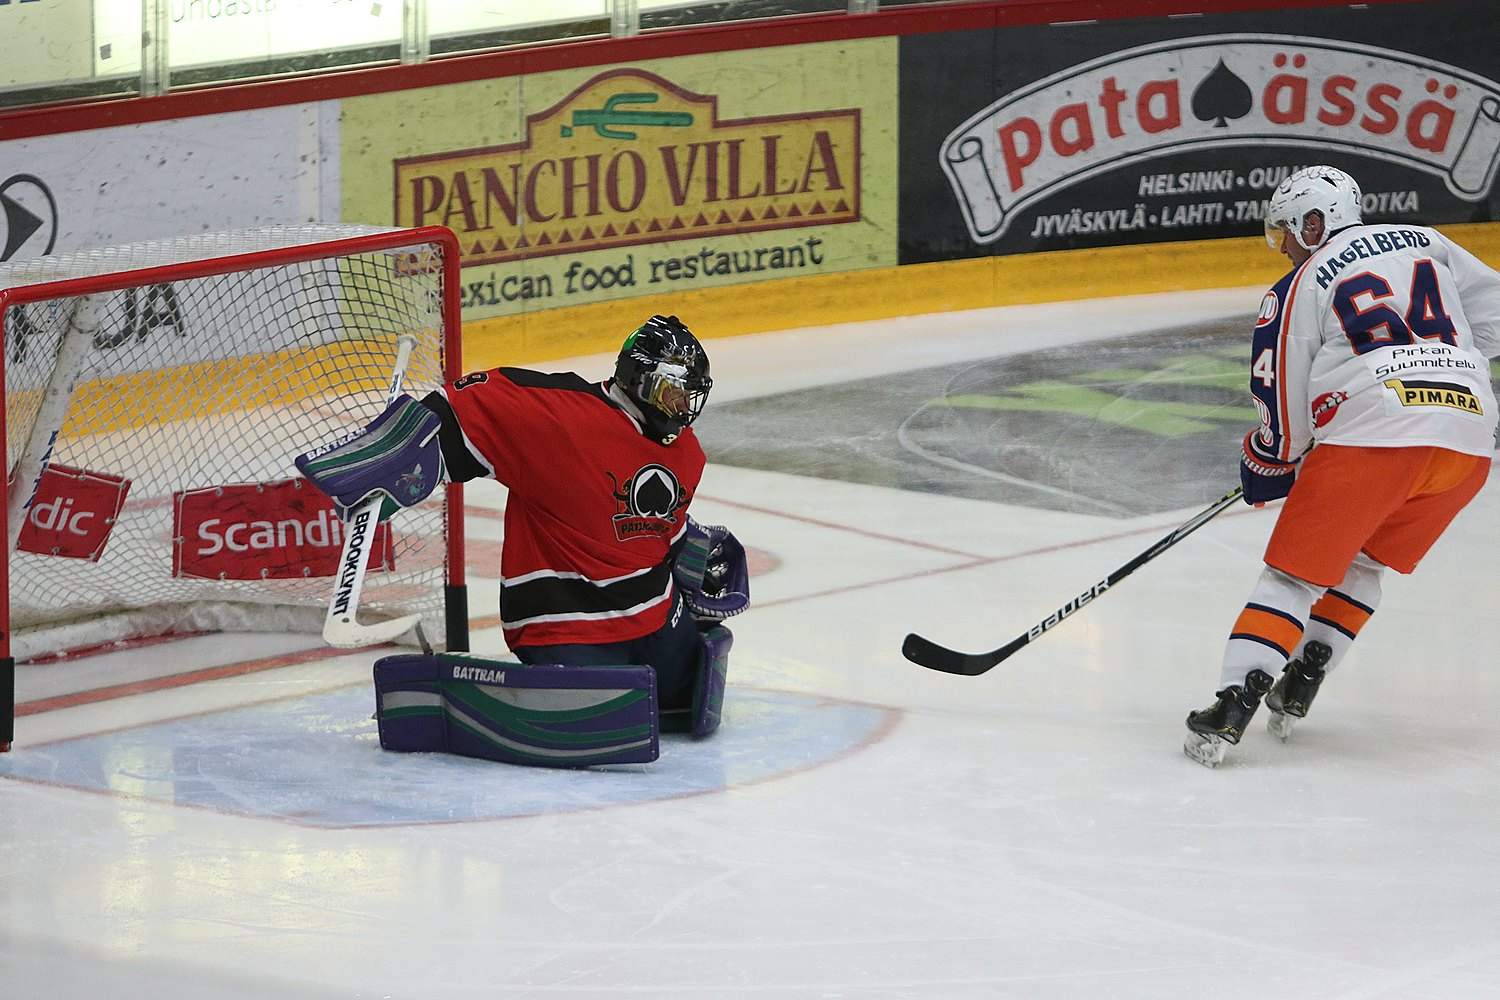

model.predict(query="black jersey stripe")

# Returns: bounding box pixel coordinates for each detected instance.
[420,391,489,482]
[501,563,672,627]
[498,368,609,401]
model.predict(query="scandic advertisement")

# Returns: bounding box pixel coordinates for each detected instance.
[339,40,898,319]
[898,0,1500,262]
[16,464,131,562]
[173,480,394,582]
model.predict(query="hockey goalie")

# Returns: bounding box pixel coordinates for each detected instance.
[296,314,749,767]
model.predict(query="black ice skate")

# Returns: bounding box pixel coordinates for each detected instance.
[1183,669,1274,768]
[1265,641,1332,741]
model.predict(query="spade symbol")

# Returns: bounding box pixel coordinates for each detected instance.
[1191,59,1254,128]
[632,467,676,518]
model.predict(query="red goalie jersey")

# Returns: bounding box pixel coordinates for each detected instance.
[429,367,706,650]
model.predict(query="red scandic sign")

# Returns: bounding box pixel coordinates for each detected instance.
[173,479,394,581]
[16,464,132,561]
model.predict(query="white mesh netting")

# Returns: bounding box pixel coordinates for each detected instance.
[2,225,460,661]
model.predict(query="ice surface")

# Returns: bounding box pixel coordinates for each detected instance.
[5,287,1500,999]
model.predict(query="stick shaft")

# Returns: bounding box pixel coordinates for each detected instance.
[323,335,420,646]
[903,487,1243,675]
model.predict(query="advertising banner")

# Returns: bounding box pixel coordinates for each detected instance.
[341,40,897,320]
[0,103,335,263]
[16,464,131,561]
[173,479,394,581]
[899,1,1500,262]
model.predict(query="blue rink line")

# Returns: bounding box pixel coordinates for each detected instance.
[0,686,897,827]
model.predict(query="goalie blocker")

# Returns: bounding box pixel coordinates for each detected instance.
[374,624,732,768]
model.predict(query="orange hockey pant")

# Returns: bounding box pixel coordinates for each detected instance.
[1265,444,1489,587]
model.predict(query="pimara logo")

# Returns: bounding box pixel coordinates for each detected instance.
[394,68,861,265]
[942,34,1500,243]
[1381,378,1484,414]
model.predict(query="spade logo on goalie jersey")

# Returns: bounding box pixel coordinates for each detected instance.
[609,463,689,541]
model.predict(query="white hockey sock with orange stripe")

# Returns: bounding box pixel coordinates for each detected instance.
[1218,566,1322,690]
[1297,552,1384,676]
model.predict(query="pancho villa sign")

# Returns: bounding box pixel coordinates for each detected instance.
[394,69,861,265]
[942,34,1500,244]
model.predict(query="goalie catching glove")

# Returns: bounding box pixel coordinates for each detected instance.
[294,394,445,521]
[673,518,750,620]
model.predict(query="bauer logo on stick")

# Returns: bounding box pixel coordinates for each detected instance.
[1027,580,1110,639]
[904,487,1243,675]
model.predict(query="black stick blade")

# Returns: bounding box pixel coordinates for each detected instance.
[901,633,1006,676]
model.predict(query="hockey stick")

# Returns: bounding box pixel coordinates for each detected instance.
[902,486,1244,676]
[323,334,425,648]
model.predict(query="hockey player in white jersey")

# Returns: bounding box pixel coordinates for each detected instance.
[1185,165,1500,767]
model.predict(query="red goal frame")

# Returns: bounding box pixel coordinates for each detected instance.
[0,224,468,751]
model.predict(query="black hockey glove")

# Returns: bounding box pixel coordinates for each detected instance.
[1239,431,1298,506]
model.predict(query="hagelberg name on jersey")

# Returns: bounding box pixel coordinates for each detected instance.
[1314,228,1432,289]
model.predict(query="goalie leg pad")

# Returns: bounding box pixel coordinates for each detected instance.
[374,654,659,767]
[691,624,733,737]
[372,653,446,752]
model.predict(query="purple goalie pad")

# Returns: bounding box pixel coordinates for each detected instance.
[373,654,446,751]
[295,394,444,521]
[374,654,660,767]
[692,625,733,737]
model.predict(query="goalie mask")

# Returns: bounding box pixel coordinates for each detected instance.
[613,315,712,445]
[1264,165,1363,253]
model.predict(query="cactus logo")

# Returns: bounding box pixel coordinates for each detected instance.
[0,173,58,262]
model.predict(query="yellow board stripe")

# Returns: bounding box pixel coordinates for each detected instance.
[31,223,1500,436]
[48,341,427,437]
[461,223,1500,369]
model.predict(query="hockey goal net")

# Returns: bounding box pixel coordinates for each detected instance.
[1,224,468,745]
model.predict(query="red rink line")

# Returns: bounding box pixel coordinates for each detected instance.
[704,493,1261,609]
[25,630,215,666]
[15,644,369,717]
[14,493,1252,716]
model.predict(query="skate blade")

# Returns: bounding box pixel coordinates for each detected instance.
[1183,730,1228,768]
[1267,711,1297,742]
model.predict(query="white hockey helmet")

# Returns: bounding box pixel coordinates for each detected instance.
[1264,166,1363,252]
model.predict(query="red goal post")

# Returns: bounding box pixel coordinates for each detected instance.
[1,225,469,751]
